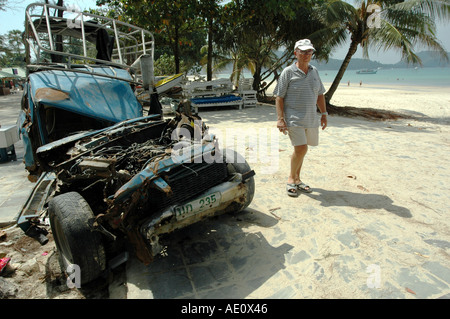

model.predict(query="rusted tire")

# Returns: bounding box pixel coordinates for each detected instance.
[48,192,106,285]
[223,149,255,211]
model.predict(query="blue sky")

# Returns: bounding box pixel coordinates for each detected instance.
[1,0,449,64]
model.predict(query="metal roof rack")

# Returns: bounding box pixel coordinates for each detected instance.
[24,2,155,84]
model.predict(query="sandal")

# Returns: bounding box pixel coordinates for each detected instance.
[286,183,299,197]
[297,182,312,193]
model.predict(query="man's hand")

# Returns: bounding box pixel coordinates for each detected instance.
[321,115,328,130]
[317,95,327,130]
[277,119,288,134]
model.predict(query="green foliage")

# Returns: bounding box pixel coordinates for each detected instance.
[92,0,329,93]
[212,0,324,91]
[12,0,444,100]
[154,53,187,75]
[114,0,205,73]
[0,30,25,67]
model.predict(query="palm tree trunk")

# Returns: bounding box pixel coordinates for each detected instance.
[232,68,242,89]
[253,64,262,92]
[174,26,180,74]
[207,18,213,81]
[325,39,359,104]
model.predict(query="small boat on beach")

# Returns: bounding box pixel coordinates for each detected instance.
[357,69,377,74]
[155,73,184,94]
[136,73,184,104]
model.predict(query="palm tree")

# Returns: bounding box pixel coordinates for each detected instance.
[227,48,256,88]
[199,44,254,87]
[240,38,281,93]
[312,0,450,104]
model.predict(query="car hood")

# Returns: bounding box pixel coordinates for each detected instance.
[28,67,143,123]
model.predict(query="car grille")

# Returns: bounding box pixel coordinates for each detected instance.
[146,162,228,211]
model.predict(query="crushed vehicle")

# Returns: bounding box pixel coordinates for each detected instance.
[17,3,255,285]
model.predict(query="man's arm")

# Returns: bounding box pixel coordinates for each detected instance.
[317,94,327,130]
[276,96,287,133]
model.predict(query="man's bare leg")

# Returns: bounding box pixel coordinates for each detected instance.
[288,144,308,185]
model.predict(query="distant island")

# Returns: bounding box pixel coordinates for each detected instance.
[311,51,450,70]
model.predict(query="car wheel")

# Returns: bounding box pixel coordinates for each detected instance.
[48,192,106,285]
[223,148,255,211]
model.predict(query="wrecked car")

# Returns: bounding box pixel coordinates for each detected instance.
[17,3,255,285]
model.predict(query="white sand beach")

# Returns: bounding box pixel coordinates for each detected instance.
[196,83,450,298]
[324,82,448,120]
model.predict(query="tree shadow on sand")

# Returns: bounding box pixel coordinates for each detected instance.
[326,103,413,120]
[198,99,413,125]
[258,96,413,121]
[306,188,412,218]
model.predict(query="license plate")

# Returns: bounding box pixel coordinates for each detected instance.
[174,192,221,220]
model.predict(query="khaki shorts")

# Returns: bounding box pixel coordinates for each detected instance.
[287,127,319,146]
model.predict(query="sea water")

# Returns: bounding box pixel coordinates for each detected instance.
[317,67,450,88]
[215,66,450,89]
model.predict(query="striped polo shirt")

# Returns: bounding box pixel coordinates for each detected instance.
[274,63,325,128]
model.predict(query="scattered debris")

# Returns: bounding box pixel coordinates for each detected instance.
[0,226,107,299]
[357,185,369,192]
[19,258,40,276]
[0,257,11,274]
[405,287,416,295]
[268,207,282,220]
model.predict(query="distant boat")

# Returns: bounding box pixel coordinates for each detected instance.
[357,69,377,74]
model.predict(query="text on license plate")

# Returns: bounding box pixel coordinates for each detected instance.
[174,192,221,220]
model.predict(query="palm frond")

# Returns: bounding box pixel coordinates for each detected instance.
[323,0,449,101]
[392,0,450,21]
[368,0,449,63]
[325,0,359,24]
[310,26,349,50]
[369,20,423,64]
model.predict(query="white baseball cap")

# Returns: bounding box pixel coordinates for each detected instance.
[294,39,315,51]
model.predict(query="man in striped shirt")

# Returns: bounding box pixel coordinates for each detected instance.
[274,39,328,197]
